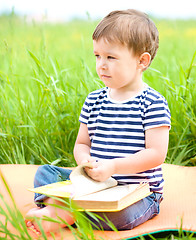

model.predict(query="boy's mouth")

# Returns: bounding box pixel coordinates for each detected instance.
[100,74,111,79]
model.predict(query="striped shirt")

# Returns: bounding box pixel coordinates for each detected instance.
[79,85,171,193]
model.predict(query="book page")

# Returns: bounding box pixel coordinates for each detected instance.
[75,184,139,201]
[70,163,117,198]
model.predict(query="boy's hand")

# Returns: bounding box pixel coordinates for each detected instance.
[85,160,116,182]
[80,156,96,166]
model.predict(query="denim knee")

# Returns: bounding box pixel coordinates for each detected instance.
[88,192,162,231]
[33,164,72,207]
[118,192,162,230]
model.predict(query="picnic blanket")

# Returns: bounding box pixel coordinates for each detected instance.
[0,163,196,239]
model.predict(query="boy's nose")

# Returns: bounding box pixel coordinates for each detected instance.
[98,59,107,69]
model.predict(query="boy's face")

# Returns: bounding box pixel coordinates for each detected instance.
[93,38,142,92]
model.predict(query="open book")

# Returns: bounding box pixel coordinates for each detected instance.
[28,163,151,212]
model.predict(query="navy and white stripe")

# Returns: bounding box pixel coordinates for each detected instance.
[79,86,171,193]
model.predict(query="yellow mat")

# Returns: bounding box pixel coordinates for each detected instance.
[0,163,196,239]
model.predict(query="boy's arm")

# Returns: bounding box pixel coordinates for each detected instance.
[114,125,170,174]
[87,126,170,181]
[73,123,94,165]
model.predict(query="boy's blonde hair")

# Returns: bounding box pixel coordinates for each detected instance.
[92,9,159,63]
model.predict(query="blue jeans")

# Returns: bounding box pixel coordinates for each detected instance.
[34,164,163,230]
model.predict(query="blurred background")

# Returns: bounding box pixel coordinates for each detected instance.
[1,0,196,22]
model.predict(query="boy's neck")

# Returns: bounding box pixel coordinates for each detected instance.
[108,80,146,102]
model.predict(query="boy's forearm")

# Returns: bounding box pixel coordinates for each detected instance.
[113,148,166,175]
[73,143,91,165]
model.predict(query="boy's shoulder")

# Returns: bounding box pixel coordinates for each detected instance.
[85,86,168,106]
[87,87,107,100]
[143,85,168,103]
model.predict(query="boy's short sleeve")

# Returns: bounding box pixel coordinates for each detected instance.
[79,96,90,124]
[143,96,171,131]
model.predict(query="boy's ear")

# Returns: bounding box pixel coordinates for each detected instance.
[138,52,151,70]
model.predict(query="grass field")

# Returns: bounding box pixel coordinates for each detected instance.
[0,12,196,240]
[0,14,195,167]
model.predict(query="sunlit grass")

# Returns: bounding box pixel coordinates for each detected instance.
[0,13,196,240]
[0,14,196,166]
[0,167,117,240]
[0,170,195,240]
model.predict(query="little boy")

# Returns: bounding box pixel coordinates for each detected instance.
[26,9,171,236]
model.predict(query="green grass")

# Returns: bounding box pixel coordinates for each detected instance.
[0,14,196,166]
[0,15,98,165]
[0,173,195,240]
[0,166,117,240]
[0,167,195,240]
[0,12,196,240]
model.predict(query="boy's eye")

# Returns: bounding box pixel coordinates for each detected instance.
[108,56,115,60]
